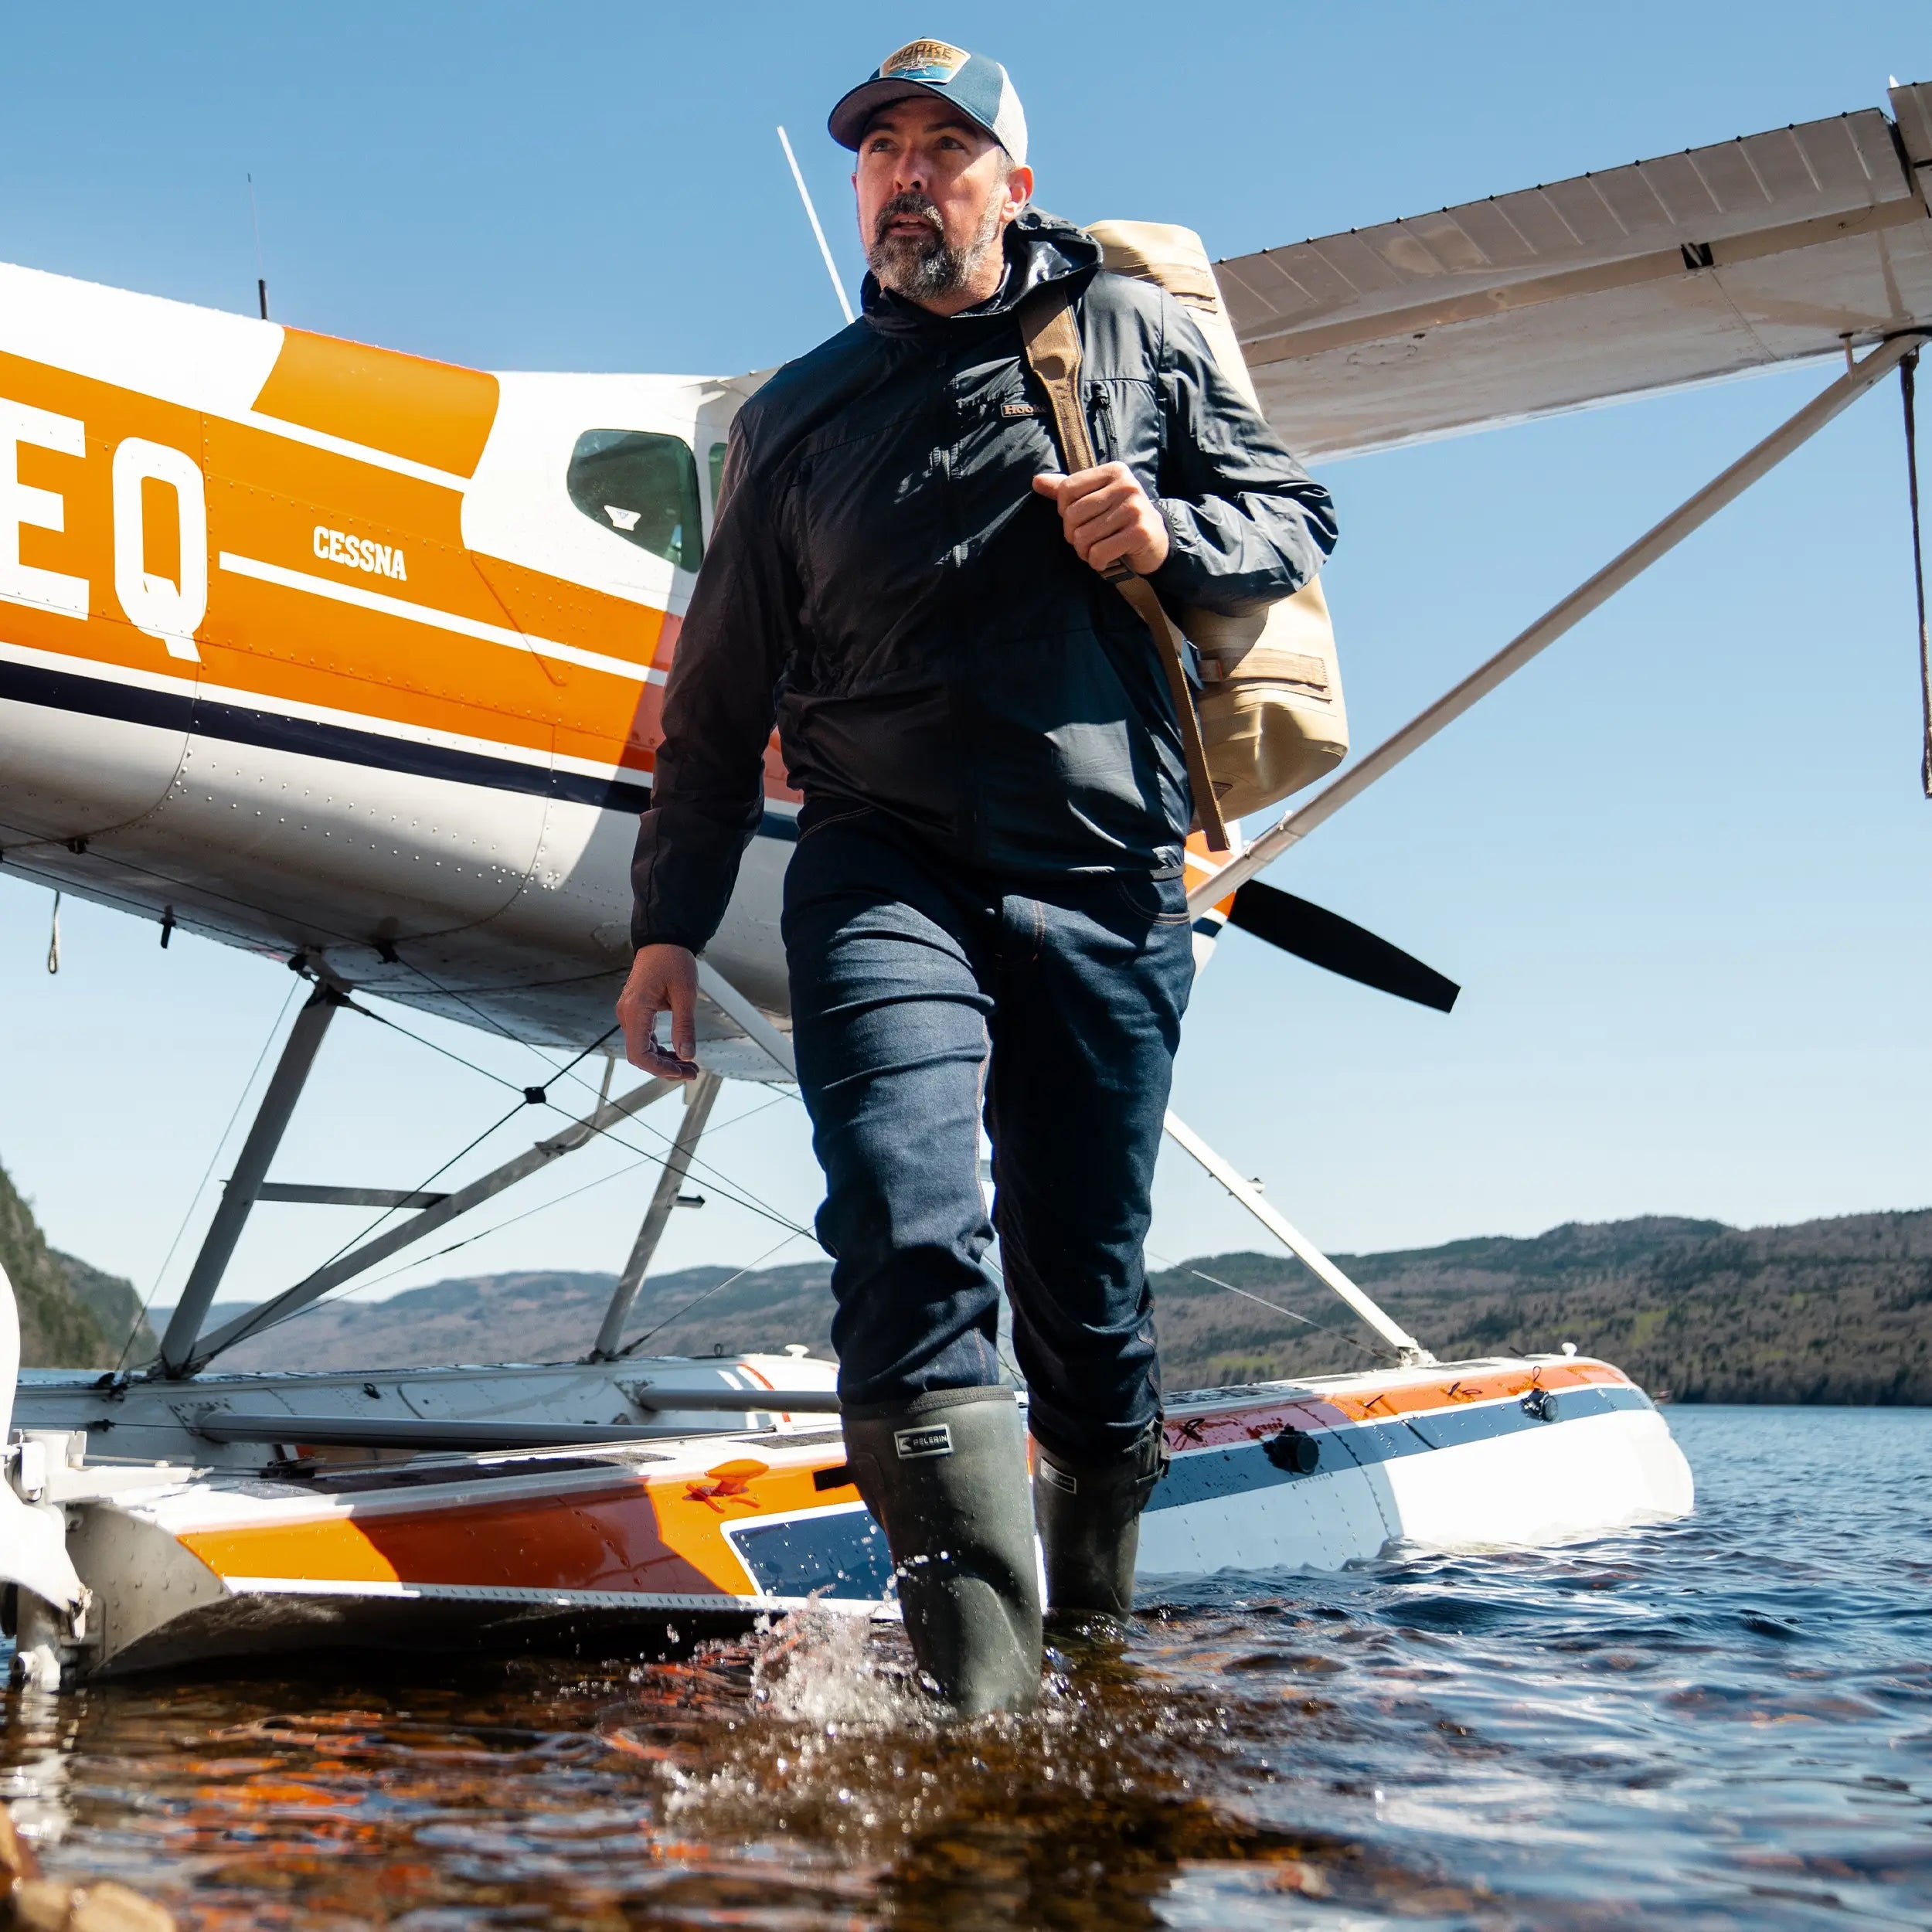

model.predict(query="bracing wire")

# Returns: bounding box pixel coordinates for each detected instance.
[281,1024,626,1284]
[10,827,820,1342]
[219,1042,811,1352]
[1186,1267,1396,1362]
[270,1084,804,1324]
[320,1149,662,1304]
[1145,1246,1397,1365]
[616,1227,812,1356]
[117,977,304,1369]
[338,982,811,1236]
[343,995,557,1097]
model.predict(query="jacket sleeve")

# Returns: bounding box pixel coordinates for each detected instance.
[1145,294,1338,615]
[629,432,800,954]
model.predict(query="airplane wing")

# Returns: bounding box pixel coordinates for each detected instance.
[1220,80,1932,458]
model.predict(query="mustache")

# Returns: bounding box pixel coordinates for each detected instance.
[872,192,944,247]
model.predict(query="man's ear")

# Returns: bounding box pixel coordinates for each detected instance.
[1001,164,1035,227]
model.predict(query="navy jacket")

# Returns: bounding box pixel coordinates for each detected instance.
[630,209,1337,952]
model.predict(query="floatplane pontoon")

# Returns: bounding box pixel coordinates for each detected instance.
[2,1245,1691,1686]
[9,77,1930,1683]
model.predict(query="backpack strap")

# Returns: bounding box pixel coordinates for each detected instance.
[1019,284,1230,853]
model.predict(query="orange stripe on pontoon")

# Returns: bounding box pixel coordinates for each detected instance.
[179,1461,857,1597]
[182,1482,720,1594]
[1166,1361,1634,1452]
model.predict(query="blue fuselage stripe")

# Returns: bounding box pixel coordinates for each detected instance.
[0,655,801,840]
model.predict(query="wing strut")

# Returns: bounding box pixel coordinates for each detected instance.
[1192,331,1931,914]
[1162,1111,1434,1366]
[1903,348,1930,795]
[157,984,345,1376]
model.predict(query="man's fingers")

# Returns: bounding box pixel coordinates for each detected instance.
[1066,495,1138,548]
[1033,464,1122,507]
[1063,484,1135,539]
[616,983,655,1070]
[1084,526,1142,573]
[632,1011,700,1081]
[668,971,697,1066]
[1035,461,1169,576]
[638,1042,700,1080]
[616,947,701,1081]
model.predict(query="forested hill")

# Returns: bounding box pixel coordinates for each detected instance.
[133,1206,1932,1405]
[1183,1212,1932,1403]
[1,1160,155,1366]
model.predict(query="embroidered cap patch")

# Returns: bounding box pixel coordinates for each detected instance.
[879,39,968,83]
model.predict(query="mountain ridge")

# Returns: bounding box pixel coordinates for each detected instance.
[131,1206,1932,1405]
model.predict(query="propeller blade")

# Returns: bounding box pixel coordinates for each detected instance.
[1226,881,1460,1013]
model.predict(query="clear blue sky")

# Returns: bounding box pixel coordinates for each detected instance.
[2,4,1928,1338]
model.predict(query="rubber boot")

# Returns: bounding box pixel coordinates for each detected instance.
[842,1386,1043,1715]
[1032,1417,1169,1621]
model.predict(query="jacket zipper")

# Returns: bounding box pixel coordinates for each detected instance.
[1089,385,1117,464]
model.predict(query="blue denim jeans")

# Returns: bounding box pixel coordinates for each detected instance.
[781,808,1195,1464]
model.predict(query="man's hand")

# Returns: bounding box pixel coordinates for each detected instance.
[1032,462,1170,577]
[617,943,701,1080]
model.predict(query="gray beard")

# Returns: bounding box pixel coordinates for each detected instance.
[867,193,1005,304]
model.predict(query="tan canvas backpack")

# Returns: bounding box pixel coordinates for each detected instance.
[1021,219,1348,845]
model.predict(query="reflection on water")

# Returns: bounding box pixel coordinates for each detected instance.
[5,1408,1930,1928]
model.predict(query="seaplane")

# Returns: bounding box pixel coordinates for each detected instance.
[5,76,1930,1688]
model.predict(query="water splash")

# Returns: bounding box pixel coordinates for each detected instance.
[743,1599,916,1726]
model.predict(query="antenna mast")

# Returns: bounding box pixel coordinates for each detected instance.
[776,127,854,325]
[247,174,268,320]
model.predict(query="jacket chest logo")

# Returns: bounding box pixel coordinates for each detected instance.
[1000,400,1041,418]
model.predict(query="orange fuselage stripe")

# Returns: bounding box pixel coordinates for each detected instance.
[0,347,804,794]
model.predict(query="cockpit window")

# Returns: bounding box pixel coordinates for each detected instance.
[566,430,703,570]
[707,440,730,519]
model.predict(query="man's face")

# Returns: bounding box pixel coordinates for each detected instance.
[853,95,1032,310]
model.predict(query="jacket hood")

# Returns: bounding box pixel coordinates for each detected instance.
[861,207,1099,335]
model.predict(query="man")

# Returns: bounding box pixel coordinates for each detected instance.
[617,39,1335,1713]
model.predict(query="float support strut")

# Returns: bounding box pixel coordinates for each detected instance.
[590,1071,723,1360]
[179,1073,677,1375]
[1162,1110,1434,1365]
[158,985,344,1376]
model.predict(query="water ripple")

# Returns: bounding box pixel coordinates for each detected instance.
[2,1406,1927,1927]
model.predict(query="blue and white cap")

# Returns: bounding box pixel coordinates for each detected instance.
[828,39,1028,167]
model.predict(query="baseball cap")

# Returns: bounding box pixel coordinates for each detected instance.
[827,39,1029,166]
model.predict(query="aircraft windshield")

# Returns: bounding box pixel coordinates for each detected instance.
[566,430,704,570]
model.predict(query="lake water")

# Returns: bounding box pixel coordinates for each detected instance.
[3,1406,1928,1928]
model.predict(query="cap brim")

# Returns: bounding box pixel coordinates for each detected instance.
[827,77,999,151]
